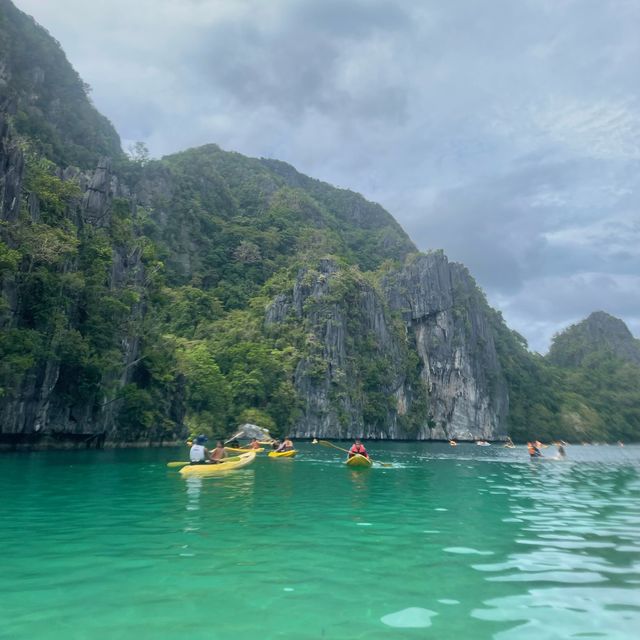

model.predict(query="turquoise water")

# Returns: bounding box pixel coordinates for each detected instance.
[1,443,640,639]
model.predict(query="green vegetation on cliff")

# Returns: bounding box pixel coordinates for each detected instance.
[0,0,122,168]
[489,310,640,442]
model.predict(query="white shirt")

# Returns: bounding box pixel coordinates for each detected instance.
[190,444,206,462]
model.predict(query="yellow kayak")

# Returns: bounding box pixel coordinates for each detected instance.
[346,454,372,468]
[179,452,256,476]
[268,450,297,458]
[225,446,265,453]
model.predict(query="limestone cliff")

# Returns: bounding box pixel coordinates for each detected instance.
[266,253,509,440]
[0,112,171,448]
[383,253,509,440]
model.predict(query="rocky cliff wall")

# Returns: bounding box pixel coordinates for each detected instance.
[0,115,157,448]
[266,253,509,440]
[383,253,509,440]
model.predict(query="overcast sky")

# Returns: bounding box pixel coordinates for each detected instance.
[14,0,640,352]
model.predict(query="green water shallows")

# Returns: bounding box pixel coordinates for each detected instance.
[1,443,639,639]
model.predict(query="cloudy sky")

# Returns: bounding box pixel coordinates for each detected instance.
[14,0,640,352]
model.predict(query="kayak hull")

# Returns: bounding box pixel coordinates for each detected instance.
[225,446,265,453]
[268,450,297,458]
[346,454,372,467]
[179,452,256,476]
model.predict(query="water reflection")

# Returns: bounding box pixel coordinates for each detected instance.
[470,456,640,637]
[473,586,640,639]
[185,476,202,512]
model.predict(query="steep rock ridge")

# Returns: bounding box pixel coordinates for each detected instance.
[0,0,122,168]
[0,115,160,447]
[548,311,640,368]
[0,115,22,219]
[266,253,509,440]
[260,158,414,269]
[266,259,420,439]
[383,253,509,440]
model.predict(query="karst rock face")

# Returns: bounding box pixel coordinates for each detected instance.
[0,118,146,446]
[266,253,509,441]
[383,253,509,440]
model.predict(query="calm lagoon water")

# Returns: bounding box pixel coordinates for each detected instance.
[1,442,639,639]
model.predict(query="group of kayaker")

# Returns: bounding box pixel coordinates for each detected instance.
[527,440,566,459]
[189,434,298,465]
[190,433,567,467]
[189,435,227,465]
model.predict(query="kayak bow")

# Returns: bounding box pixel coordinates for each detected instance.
[346,454,372,468]
[268,450,297,458]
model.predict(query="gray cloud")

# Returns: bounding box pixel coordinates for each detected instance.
[14,0,640,352]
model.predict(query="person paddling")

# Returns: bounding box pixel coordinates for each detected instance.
[210,440,227,464]
[248,438,261,450]
[527,441,542,458]
[348,438,369,459]
[189,435,210,464]
[276,437,294,452]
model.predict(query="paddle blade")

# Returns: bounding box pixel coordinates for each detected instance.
[318,440,350,454]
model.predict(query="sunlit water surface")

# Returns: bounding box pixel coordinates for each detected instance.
[1,442,639,639]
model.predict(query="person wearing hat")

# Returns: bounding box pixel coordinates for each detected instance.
[189,435,210,464]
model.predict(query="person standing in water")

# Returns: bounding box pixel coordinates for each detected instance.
[348,438,369,459]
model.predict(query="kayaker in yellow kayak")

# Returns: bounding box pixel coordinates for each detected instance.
[348,439,369,459]
[276,437,294,452]
[210,441,228,464]
[248,438,261,450]
[189,435,211,465]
